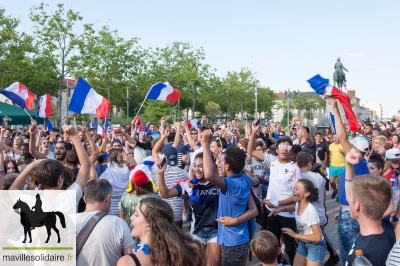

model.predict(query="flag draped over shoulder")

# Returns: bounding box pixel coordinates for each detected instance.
[68,78,111,119]
[307,74,361,132]
[0,82,35,109]
[147,82,181,104]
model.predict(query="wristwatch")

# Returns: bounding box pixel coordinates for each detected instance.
[393,216,399,222]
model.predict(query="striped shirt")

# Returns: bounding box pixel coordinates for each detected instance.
[386,238,400,266]
[159,165,188,221]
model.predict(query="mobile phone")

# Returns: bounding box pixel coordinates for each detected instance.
[255,119,261,126]
[159,157,167,168]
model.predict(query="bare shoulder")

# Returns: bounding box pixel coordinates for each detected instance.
[117,255,135,266]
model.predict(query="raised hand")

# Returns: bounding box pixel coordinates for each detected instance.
[345,147,362,165]
[181,117,188,128]
[201,129,213,146]
[62,125,78,136]
[251,119,260,133]
[326,96,338,109]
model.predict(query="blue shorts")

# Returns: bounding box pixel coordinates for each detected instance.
[296,239,327,263]
[329,166,345,178]
[191,227,218,245]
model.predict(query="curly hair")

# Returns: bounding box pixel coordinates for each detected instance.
[298,179,319,202]
[224,146,246,174]
[139,197,206,266]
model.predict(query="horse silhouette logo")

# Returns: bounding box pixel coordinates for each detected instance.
[12,194,66,243]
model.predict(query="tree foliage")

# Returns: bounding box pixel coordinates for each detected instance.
[1,4,281,125]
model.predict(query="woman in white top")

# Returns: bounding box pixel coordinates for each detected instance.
[99,148,131,216]
[271,179,326,266]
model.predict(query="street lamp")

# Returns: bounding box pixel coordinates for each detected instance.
[286,89,291,132]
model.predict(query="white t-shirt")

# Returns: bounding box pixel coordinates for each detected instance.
[76,211,134,266]
[67,182,83,211]
[301,172,327,226]
[47,151,55,160]
[99,163,131,216]
[245,157,267,198]
[264,153,301,218]
[295,202,323,242]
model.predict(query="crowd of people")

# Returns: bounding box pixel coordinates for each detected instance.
[2,98,400,266]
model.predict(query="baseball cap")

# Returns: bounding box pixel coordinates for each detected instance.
[386,149,400,160]
[163,146,178,166]
[350,137,369,153]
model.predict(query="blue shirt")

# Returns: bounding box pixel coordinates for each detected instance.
[217,173,251,246]
[338,158,369,206]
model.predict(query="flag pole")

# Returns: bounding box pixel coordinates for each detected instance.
[134,87,152,119]
[23,109,34,120]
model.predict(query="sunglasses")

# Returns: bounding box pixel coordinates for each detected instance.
[191,132,198,135]
[278,145,292,151]
[279,134,285,137]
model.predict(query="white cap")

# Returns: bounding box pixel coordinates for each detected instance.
[386,149,400,159]
[350,137,369,153]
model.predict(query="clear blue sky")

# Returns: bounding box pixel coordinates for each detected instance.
[3,0,399,117]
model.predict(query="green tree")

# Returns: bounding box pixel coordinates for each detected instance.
[29,3,84,125]
[74,24,144,115]
[205,101,221,122]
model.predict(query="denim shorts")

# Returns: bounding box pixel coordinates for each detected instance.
[191,227,218,245]
[329,166,345,178]
[296,239,327,263]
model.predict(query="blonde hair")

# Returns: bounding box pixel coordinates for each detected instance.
[372,135,387,146]
[352,174,391,220]
[250,231,279,264]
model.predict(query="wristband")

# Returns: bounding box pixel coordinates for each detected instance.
[345,178,353,182]
[269,200,279,207]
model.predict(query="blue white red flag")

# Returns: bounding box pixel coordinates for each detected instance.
[90,122,104,136]
[147,82,181,104]
[68,78,111,119]
[307,74,360,132]
[37,94,54,118]
[0,82,35,109]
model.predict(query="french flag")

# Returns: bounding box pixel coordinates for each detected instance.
[307,74,361,132]
[90,121,104,136]
[147,82,181,104]
[68,78,111,119]
[37,94,54,118]
[0,82,35,109]
[187,119,201,130]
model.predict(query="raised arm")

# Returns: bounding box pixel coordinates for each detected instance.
[152,128,170,160]
[295,118,314,147]
[327,97,352,154]
[28,122,47,160]
[181,117,199,151]
[173,122,181,149]
[155,160,179,198]
[247,120,264,161]
[63,125,90,191]
[84,127,99,165]
[202,129,226,189]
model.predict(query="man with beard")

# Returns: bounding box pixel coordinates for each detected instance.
[30,124,68,164]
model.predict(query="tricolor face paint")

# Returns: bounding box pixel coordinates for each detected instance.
[218,154,226,177]
[193,158,204,179]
